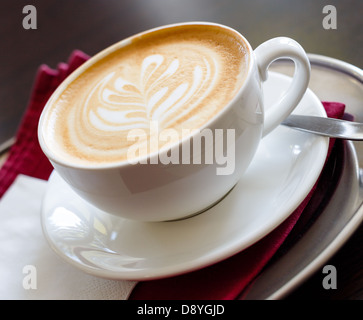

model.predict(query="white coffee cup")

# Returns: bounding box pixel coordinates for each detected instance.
[38,22,310,221]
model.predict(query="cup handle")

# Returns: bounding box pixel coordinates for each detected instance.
[254,37,311,137]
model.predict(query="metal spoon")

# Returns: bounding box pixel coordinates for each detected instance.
[282,114,363,140]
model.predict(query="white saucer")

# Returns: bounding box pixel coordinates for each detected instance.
[40,72,329,280]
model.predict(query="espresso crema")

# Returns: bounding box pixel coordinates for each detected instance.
[43,24,249,165]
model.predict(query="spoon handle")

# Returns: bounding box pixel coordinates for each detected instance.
[282,114,363,140]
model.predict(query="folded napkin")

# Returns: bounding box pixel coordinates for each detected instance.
[0,50,346,300]
[0,174,136,299]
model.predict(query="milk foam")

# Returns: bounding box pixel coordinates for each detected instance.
[87,53,218,132]
[44,25,248,165]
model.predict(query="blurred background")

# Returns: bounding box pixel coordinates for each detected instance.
[1,0,362,299]
[2,0,362,144]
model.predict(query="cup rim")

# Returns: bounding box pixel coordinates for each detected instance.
[38,21,254,170]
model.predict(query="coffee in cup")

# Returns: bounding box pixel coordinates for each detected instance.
[39,22,310,221]
[42,24,249,166]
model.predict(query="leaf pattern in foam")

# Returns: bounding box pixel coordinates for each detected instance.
[85,53,218,132]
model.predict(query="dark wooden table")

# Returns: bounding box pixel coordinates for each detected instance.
[1,0,362,300]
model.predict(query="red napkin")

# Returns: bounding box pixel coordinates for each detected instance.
[0,50,90,198]
[0,51,346,299]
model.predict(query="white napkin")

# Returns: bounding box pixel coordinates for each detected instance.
[0,174,137,300]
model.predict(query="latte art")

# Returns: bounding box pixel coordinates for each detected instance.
[43,25,248,165]
[87,52,218,132]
